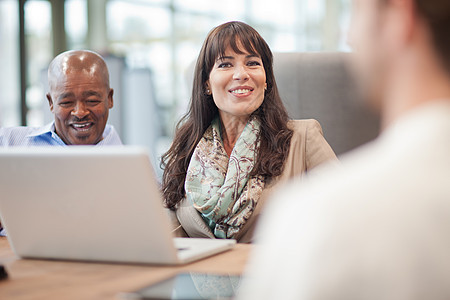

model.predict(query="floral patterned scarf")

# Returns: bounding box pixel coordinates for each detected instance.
[185,117,265,239]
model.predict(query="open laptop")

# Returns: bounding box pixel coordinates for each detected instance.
[0,146,235,265]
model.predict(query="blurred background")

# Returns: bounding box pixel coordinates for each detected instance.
[0,0,351,173]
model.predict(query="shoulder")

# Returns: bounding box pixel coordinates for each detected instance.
[277,139,387,223]
[285,118,337,172]
[0,126,35,135]
[0,123,63,146]
[100,125,123,145]
[0,126,39,146]
[244,127,450,298]
[240,144,385,298]
[287,119,323,137]
[256,141,382,249]
[286,119,327,152]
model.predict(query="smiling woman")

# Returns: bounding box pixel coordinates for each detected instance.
[206,48,267,153]
[161,21,338,243]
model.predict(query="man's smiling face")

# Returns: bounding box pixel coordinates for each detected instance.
[47,69,113,145]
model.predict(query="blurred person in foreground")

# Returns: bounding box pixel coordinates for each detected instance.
[161,21,337,243]
[238,0,450,299]
[0,50,122,236]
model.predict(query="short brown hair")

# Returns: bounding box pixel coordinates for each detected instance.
[415,1,450,73]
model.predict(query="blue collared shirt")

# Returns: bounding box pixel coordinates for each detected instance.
[0,122,122,236]
[0,122,122,147]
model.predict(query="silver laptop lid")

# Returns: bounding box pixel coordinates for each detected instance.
[0,146,180,264]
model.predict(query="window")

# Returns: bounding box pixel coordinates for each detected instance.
[0,1,20,127]
[104,0,350,148]
[1,0,351,153]
[24,0,52,126]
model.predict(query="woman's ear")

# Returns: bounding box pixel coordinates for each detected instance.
[205,81,212,95]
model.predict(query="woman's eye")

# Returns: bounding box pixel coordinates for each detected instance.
[218,62,232,68]
[247,61,261,66]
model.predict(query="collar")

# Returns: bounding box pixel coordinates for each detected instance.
[25,122,56,138]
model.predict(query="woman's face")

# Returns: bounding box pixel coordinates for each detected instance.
[206,45,266,121]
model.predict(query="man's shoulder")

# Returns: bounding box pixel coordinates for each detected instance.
[0,125,36,134]
[273,138,386,217]
[274,116,450,229]
[0,124,53,146]
[99,124,123,145]
[0,126,38,140]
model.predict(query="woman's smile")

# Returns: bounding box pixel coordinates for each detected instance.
[206,46,266,120]
[229,86,254,97]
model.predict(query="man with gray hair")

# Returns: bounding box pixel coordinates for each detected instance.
[238,0,450,299]
[0,50,121,146]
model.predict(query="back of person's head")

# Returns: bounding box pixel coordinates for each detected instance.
[414,1,450,72]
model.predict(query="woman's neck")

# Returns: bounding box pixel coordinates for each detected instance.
[219,114,250,157]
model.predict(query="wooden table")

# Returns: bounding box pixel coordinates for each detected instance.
[0,237,251,299]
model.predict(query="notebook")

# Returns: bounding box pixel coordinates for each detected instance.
[0,146,235,265]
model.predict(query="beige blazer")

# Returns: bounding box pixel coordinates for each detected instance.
[167,119,338,243]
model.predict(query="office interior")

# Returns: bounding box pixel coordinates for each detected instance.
[0,0,354,175]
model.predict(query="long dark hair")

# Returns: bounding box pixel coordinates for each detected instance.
[161,21,293,210]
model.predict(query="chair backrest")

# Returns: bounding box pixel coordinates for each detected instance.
[272,52,380,156]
